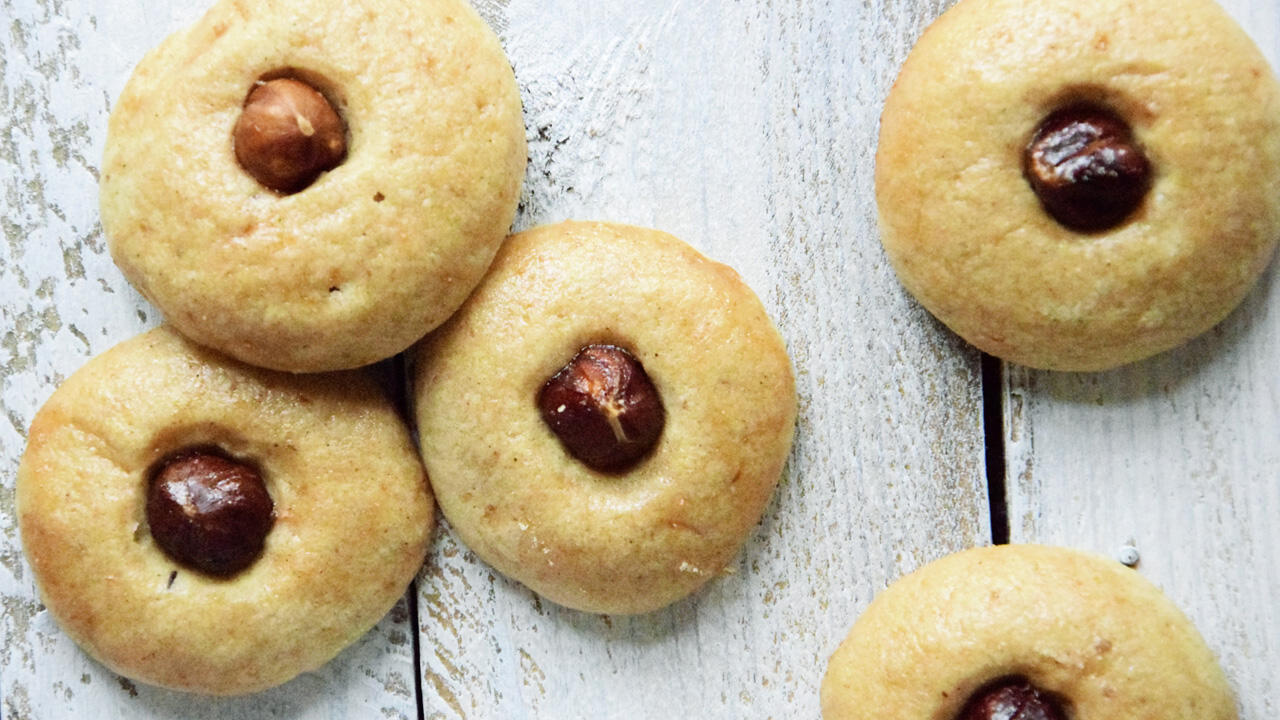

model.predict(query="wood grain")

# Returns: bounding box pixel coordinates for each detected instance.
[1003,3,1280,719]
[413,1,987,718]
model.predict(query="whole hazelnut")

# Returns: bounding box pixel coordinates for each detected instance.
[146,448,274,577]
[233,77,347,194]
[1024,103,1151,233]
[959,677,1067,720]
[537,344,665,473]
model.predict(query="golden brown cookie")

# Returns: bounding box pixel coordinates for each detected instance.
[17,327,433,695]
[412,221,796,614]
[877,0,1280,371]
[821,545,1235,720]
[101,0,526,372]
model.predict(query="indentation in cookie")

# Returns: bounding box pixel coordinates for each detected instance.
[537,344,665,473]
[145,446,275,577]
[233,72,348,194]
[1024,102,1152,233]
[959,677,1069,720]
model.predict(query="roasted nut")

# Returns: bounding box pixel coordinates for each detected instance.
[960,677,1067,720]
[537,344,665,473]
[233,77,347,194]
[146,448,274,577]
[1024,103,1151,232]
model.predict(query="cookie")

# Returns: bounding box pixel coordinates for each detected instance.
[877,0,1280,371]
[101,0,527,372]
[821,545,1235,719]
[412,221,796,614]
[17,327,433,695]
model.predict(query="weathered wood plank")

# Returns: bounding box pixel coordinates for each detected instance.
[1004,3,1280,719]
[415,1,988,718]
[0,2,419,717]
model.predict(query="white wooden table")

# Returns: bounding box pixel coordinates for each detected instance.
[2,0,1277,718]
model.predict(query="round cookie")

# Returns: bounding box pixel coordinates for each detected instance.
[412,221,796,614]
[17,327,433,695]
[821,544,1236,719]
[101,0,526,372]
[877,0,1280,371]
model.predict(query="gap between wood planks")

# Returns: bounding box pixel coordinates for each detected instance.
[378,353,429,720]
[410,578,425,720]
[981,353,1010,545]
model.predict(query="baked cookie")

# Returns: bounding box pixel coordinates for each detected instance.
[17,327,433,695]
[412,221,796,614]
[877,0,1280,371]
[821,545,1235,719]
[101,0,526,372]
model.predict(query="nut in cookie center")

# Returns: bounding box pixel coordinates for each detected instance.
[233,70,349,195]
[958,676,1071,720]
[1023,101,1153,233]
[145,445,275,578]
[537,344,666,474]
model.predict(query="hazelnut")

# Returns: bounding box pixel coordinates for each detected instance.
[959,677,1067,720]
[146,448,274,577]
[537,344,665,473]
[233,77,347,194]
[1024,103,1151,232]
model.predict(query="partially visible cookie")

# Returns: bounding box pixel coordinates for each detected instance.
[412,221,796,614]
[821,545,1235,719]
[877,0,1280,371]
[17,327,433,695]
[101,0,526,372]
